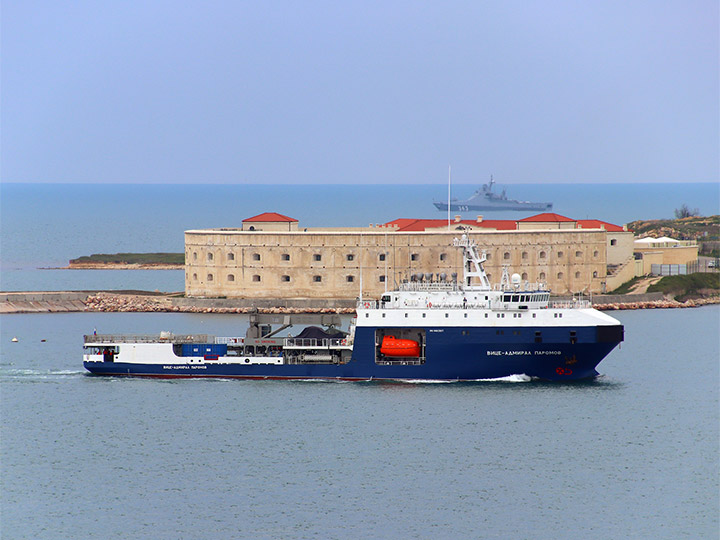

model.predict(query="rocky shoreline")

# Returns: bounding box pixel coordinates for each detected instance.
[61,263,184,270]
[2,291,717,314]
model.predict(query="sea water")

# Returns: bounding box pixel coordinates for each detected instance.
[1,182,718,291]
[1,306,718,539]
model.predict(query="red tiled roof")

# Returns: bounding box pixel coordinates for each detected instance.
[577,219,624,232]
[243,212,298,223]
[518,212,576,222]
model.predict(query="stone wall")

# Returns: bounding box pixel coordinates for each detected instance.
[185,228,612,298]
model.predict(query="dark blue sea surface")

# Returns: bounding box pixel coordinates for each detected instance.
[1,306,718,539]
[2,182,718,291]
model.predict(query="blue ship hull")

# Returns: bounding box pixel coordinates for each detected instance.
[84,324,622,382]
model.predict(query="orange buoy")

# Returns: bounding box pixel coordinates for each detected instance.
[380,335,420,357]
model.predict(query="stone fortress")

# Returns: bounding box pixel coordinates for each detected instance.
[185,212,637,299]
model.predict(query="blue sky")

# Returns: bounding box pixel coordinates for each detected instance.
[1,1,717,184]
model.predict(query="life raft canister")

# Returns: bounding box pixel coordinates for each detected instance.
[380,335,421,357]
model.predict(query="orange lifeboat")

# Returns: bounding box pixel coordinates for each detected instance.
[380,335,421,357]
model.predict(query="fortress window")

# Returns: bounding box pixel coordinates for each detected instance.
[539,272,546,281]
[227,274,235,282]
[557,272,564,279]
[503,252,510,260]
[522,272,528,280]
[557,251,563,258]
[347,254,354,261]
[522,251,528,260]
[593,271,598,278]
[575,251,582,258]
[379,253,386,261]
[281,275,290,282]
[575,271,581,279]
[539,251,546,259]
[193,252,197,261]
[346,275,354,282]
[440,253,447,261]
[313,275,322,282]
[610,239,617,246]
[593,250,599,258]
[486,253,492,260]
[193,273,197,281]
[208,273,214,281]
[253,253,261,261]
[253,275,261,282]
[379,275,386,283]
[228,252,235,261]
[208,253,214,261]
[281,253,290,261]
[411,253,419,261]
[313,254,322,262]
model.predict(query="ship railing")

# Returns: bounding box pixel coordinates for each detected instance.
[548,299,592,309]
[214,336,245,345]
[83,333,214,344]
[284,337,352,349]
[398,282,459,292]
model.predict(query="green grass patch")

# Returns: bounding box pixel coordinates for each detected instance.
[70,253,185,265]
[646,273,720,301]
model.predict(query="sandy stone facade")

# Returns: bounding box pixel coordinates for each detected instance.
[185,225,624,298]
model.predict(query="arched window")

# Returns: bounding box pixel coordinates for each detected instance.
[193,252,197,261]
[228,252,235,261]
[207,273,214,281]
[227,274,235,282]
[539,272,546,281]
[539,251,546,259]
[575,271,581,279]
[522,251,528,260]
[521,272,528,280]
[503,252,510,260]
[193,273,197,281]
[557,272,564,280]
[207,253,213,261]
[593,250,599,258]
[593,271,598,278]
[253,253,261,261]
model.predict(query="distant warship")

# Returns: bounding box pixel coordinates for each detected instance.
[434,177,552,212]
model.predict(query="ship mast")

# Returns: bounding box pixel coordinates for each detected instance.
[453,234,491,290]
